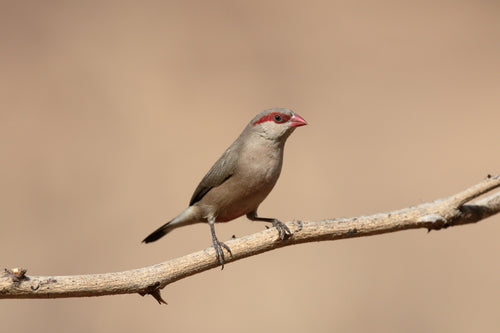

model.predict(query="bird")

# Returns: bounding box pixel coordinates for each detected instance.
[143,108,307,268]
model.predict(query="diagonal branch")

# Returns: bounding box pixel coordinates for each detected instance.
[1,175,500,303]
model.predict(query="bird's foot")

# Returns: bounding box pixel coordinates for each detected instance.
[272,219,292,241]
[212,237,232,270]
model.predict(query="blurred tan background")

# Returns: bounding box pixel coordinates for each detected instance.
[1,1,499,332]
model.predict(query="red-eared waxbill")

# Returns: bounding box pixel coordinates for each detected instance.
[143,108,307,268]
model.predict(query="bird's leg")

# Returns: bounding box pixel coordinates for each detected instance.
[246,211,292,241]
[208,218,232,269]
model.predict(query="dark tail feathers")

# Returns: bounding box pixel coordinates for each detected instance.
[142,221,171,243]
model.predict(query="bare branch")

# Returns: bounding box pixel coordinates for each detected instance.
[1,175,499,303]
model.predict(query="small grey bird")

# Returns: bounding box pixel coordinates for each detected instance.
[143,108,307,268]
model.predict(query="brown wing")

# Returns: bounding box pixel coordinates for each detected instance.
[189,145,239,206]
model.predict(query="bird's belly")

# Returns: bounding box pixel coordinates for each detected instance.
[214,191,267,222]
[198,172,278,222]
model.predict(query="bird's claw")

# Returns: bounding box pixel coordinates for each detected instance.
[272,219,292,241]
[212,238,232,270]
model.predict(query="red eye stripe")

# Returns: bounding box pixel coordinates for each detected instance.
[252,112,291,126]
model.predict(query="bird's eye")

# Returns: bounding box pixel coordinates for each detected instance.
[273,114,283,122]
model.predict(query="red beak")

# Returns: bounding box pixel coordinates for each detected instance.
[289,113,308,127]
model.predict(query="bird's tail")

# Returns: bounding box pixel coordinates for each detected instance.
[142,206,200,243]
[142,221,172,243]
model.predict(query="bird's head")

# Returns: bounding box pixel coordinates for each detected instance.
[247,108,307,142]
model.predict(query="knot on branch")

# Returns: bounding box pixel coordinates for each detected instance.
[139,282,167,305]
[417,214,450,232]
[3,268,29,284]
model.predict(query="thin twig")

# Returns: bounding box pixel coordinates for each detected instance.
[1,175,499,303]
